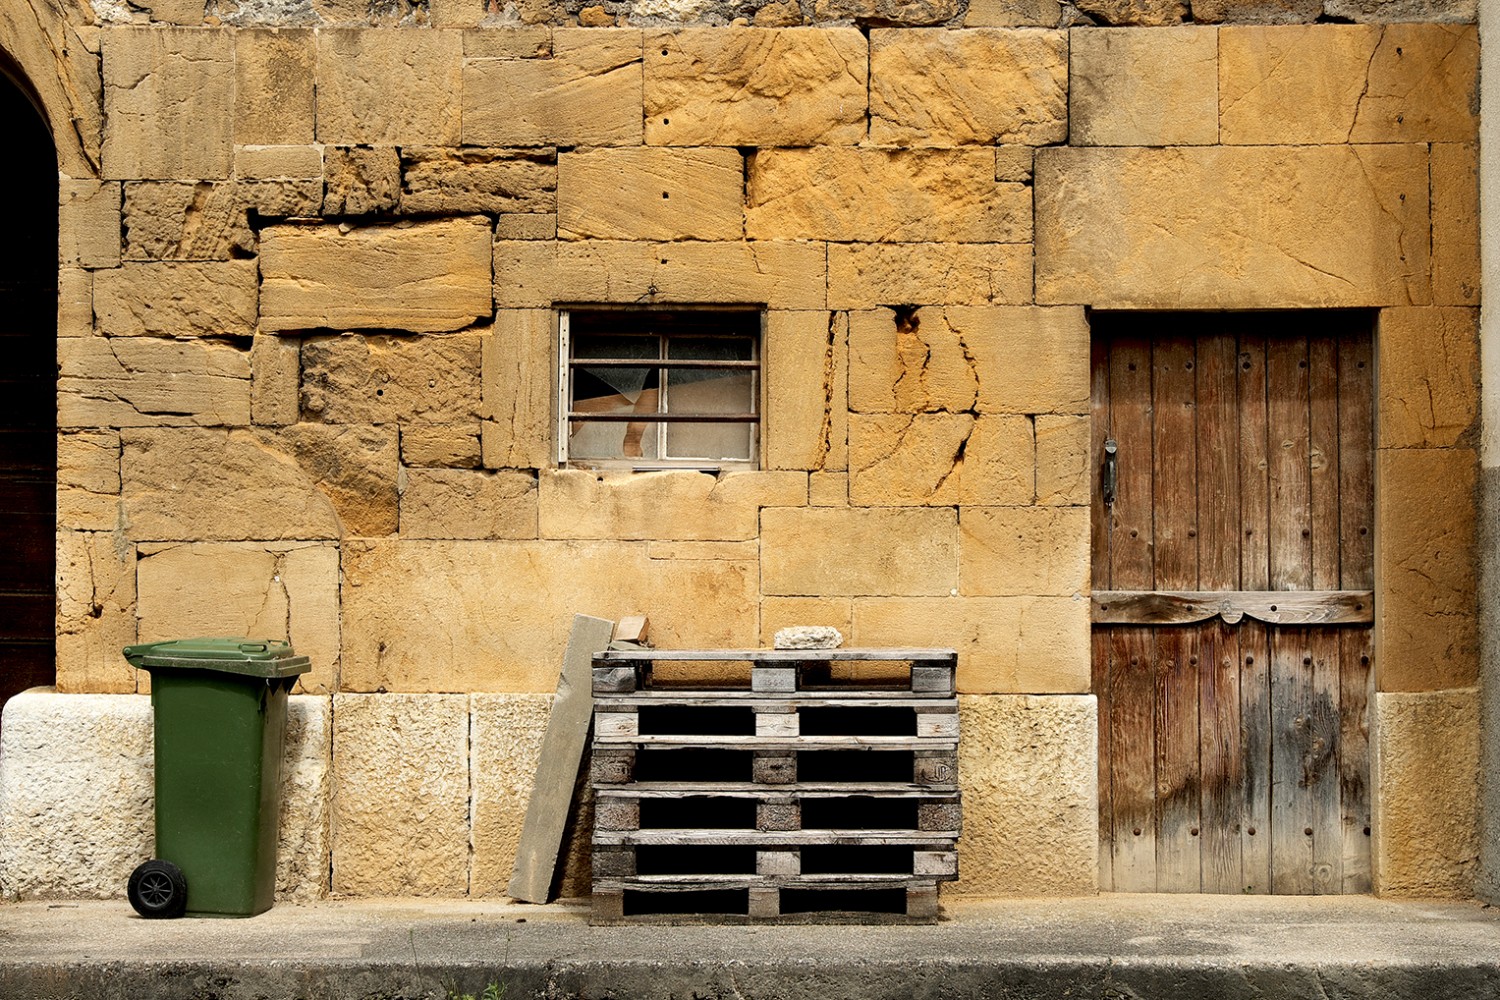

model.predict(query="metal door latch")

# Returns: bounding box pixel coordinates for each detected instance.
[1102,439,1118,506]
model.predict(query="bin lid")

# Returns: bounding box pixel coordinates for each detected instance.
[122,638,312,679]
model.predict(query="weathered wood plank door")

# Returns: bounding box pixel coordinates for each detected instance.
[1091,312,1373,894]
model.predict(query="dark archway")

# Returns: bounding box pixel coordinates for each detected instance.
[0,66,58,706]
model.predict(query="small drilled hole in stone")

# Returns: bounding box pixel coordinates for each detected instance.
[1303,657,1312,666]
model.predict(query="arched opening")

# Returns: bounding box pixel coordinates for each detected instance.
[0,65,58,711]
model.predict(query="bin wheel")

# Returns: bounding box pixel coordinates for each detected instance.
[127,860,187,919]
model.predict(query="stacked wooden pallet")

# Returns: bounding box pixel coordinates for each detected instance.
[589,648,961,924]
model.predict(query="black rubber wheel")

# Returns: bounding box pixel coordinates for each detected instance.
[127,859,187,919]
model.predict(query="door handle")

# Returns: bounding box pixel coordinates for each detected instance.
[1103,439,1118,506]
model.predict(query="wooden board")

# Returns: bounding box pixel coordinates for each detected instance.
[1092,591,1373,626]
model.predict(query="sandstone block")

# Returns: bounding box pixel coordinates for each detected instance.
[853,594,1090,692]
[430,0,487,26]
[1070,27,1217,147]
[754,0,805,23]
[643,28,866,147]
[1192,0,1319,21]
[94,261,258,337]
[261,218,493,334]
[812,0,960,24]
[339,540,758,691]
[809,471,849,506]
[463,26,553,58]
[774,626,843,649]
[558,148,744,241]
[57,336,251,428]
[759,597,852,647]
[848,413,1034,506]
[58,269,92,339]
[494,240,827,310]
[240,178,323,218]
[951,695,1097,894]
[764,311,847,473]
[252,334,301,427]
[960,506,1090,596]
[55,532,137,694]
[332,694,470,896]
[995,147,1035,183]
[1219,24,1479,145]
[747,149,1030,243]
[482,312,555,470]
[1035,415,1090,506]
[277,696,333,902]
[964,0,1062,24]
[235,145,323,180]
[1431,143,1480,306]
[315,29,462,145]
[102,27,233,179]
[470,693,553,896]
[401,147,557,215]
[402,423,482,468]
[869,29,1067,147]
[1323,0,1475,20]
[121,182,253,261]
[58,432,122,532]
[539,470,807,541]
[1374,689,1479,897]
[829,244,1032,311]
[401,469,539,539]
[135,542,341,694]
[496,214,558,241]
[59,179,121,268]
[1376,448,1477,691]
[1377,307,1478,449]
[300,332,482,425]
[323,146,401,215]
[234,28,316,145]
[760,507,957,597]
[463,29,643,147]
[1035,145,1431,309]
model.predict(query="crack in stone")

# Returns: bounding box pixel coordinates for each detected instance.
[815,312,839,471]
[1346,28,1384,143]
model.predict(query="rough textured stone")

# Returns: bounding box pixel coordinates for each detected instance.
[854,595,1091,692]
[764,311,848,473]
[869,29,1067,147]
[240,177,323,218]
[539,470,807,541]
[401,469,539,539]
[93,261,258,337]
[58,268,93,339]
[0,0,103,179]
[121,182,253,260]
[1070,27,1217,146]
[747,149,1030,243]
[252,334,301,427]
[323,146,401,215]
[495,214,558,240]
[102,27,233,179]
[400,147,557,215]
[494,240,827,310]
[1191,0,1320,22]
[1035,415,1090,506]
[828,244,1032,310]
[994,146,1035,182]
[463,25,553,57]
[463,29,644,147]
[812,0,960,25]
[759,597,853,646]
[1323,0,1475,24]
[339,540,757,691]
[55,532,138,695]
[1431,142,1480,306]
[57,336,252,428]
[760,507,957,596]
[809,471,849,505]
[235,144,323,180]
[1035,145,1431,309]
[1074,0,1187,25]
[558,148,744,241]
[260,218,493,333]
[470,693,552,896]
[643,28,866,147]
[58,432,122,532]
[277,696,333,902]
[136,542,341,694]
[1377,448,1478,691]
[774,626,843,649]
[952,695,1097,894]
[300,332,482,425]
[331,694,470,896]
[59,179,121,268]
[482,313,554,470]
[315,29,462,145]
[1375,689,1479,897]
[1219,25,1479,146]
[960,506,1090,596]
[963,0,1062,24]
[851,412,1034,506]
[1377,307,1478,449]
[402,423,482,468]
[235,28,316,145]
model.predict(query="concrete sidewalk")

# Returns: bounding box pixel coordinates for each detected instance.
[1,894,1497,999]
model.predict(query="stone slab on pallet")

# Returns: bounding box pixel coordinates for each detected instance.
[592,648,958,697]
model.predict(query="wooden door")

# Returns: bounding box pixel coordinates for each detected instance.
[1091,312,1373,894]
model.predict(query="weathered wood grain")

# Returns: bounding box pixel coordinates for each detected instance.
[1337,332,1375,589]
[1267,335,1312,590]
[1092,590,1373,626]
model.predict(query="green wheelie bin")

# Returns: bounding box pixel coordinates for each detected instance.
[122,638,310,919]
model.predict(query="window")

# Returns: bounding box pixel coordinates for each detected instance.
[559,308,761,470]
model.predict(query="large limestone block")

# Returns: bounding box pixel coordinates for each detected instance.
[136,542,341,695]
[463,29,644,147]
[339,540,758,691]
[252,334,300,427]
[747,149,1030,244]
[463,26,553,58]
[854,595,1090,692]
[121,182,254,261]
[58,432,122,532]
[323,146,400,215]
[1035,415,1090,506]
[121,425,398,541]
[470,693,552,896]
[828,244,1032,311]
[58,268,93,340]
[1324,0,1476,20]
[261,218,493,334]
[813,0,961,25]
[960,506,1090,596]
[1070,27,1217,147]
[1377,307,1478,449]
[235,28,316,146]
[764,311,848,473]
[964,0,1064,25]
[55,531,137,694]
[558,148,744,242]
[1431,143,1479,307]
[235,145,324,181]
[869,29,1067,147]
[1035,145,1431,309]
[848,413,1034,506]
[760,507,957,597]
[0,0,103,179]
[402,424,483,469]
[331,694,470,896]
[57,336,251,428]
[102,27,233,179]
[402,469,539,539]
[495,240,826,310]
[951,695,1097,894]
[300,332,482,425]
[538,470,807,541]
[277,696,333,902]
[1374,689,1479,897]
[643,28,866,147]
[482,312,554,470]
[1219,24,1479,146]
[315,29,462,145]
[59,179,121,268]
[401,147,557,215]
[1192,0,1319,22]
[94,261,258,337]
[1074,0,1186,23]
[1376,448,1477,691]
